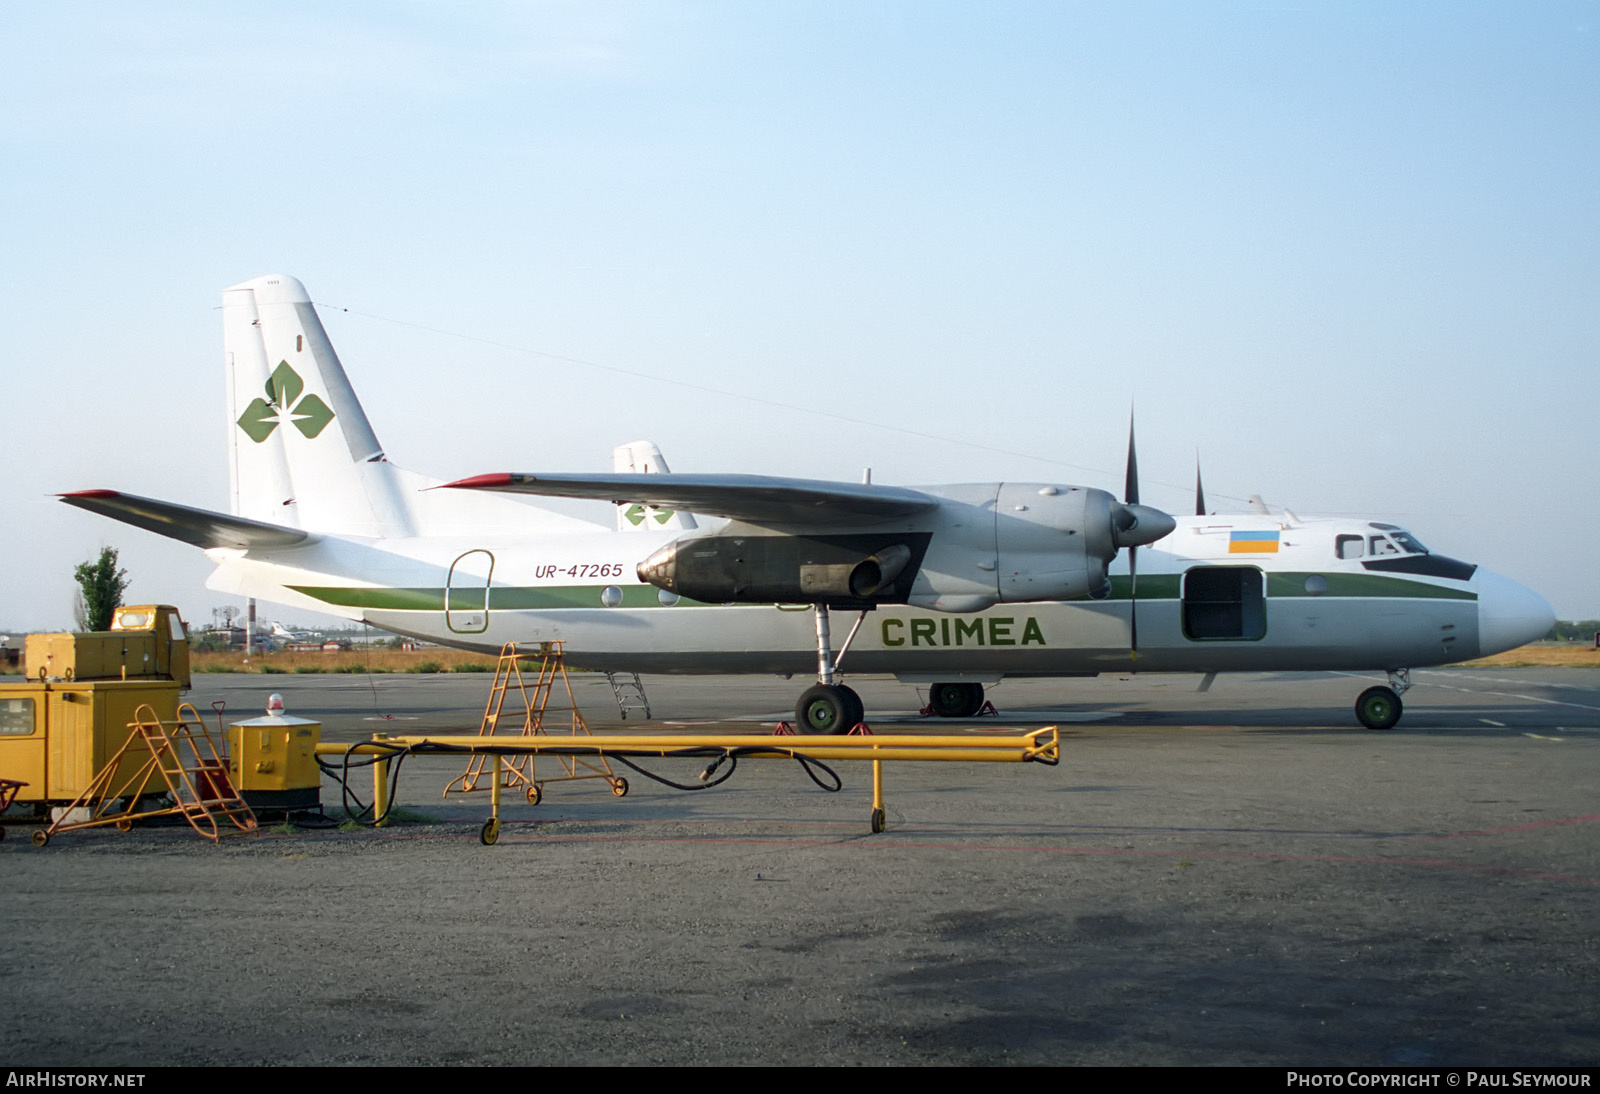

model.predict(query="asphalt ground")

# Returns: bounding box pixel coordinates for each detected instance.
[2,667,1598,1067]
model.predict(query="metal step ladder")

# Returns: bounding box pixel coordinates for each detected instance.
[443,642,626,805]
[34,702,257,845]
[603,671,651,720]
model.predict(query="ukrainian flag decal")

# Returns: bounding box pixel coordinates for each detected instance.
[1229,530,1280,554]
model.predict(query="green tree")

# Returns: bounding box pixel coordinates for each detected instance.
[73,547,130,632]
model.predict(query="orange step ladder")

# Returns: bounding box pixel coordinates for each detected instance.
[33,702,257,846]
[443,641,627,805]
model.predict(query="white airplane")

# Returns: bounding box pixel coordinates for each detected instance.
[63,274,1555,732]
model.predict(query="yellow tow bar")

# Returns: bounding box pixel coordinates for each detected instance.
[316,727,1060,844]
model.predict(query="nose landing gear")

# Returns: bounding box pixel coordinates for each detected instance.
[1355,669,1411,730]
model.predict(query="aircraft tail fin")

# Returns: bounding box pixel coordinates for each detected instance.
[611,440,698,532]
[223,275,416,538]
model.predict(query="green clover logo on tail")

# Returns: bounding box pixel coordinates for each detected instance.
[624,503,677,526]
[237,361,336,443]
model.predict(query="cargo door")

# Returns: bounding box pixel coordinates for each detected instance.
[1181,566,1267,641]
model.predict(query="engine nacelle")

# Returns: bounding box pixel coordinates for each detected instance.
[638,533,929,607]
[907,484,1173,612]
[634,482,1175,612]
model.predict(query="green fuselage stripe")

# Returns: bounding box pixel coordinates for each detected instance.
[288,571,1474,612]
[289,584,694,610]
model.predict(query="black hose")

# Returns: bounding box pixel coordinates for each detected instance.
[315,743,409,826]
[316,740,844,810]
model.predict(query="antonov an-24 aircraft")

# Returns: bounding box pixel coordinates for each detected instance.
[64,274,1555,732]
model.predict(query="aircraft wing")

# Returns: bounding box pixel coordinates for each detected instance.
[59,490,314,550]
[442,473,940,526]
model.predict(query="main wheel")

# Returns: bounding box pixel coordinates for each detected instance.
[929,682,984,718]
[836,685,865,731]
[796,685,853,734]
[1355,686,1403,730]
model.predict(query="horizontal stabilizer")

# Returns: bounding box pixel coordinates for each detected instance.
[60,491,313,550]
[443,473,940,527]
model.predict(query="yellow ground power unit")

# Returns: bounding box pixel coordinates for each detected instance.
[227,693,322,812]
[0,679,183,805]
[1,607,193,814]
[25,605,191,688]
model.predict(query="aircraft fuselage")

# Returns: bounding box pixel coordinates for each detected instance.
[203,511,1543,679]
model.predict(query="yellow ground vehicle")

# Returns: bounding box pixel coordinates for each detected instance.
[0,606,189,813]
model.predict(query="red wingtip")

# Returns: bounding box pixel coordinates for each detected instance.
[436,473,517,491]
[59,489,121,499]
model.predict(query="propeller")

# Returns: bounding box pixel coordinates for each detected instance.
[1112,414,1176,661]
[1126,414,1143,659]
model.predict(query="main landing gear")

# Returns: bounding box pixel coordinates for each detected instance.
[1355,669,1411,730]
[794,605,870,734]
[927,682,986,719]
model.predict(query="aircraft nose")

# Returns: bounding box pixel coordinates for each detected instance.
[1475,569,1556,657]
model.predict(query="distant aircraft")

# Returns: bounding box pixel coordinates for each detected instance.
[266,622,311,643]
[63,274,1554,731]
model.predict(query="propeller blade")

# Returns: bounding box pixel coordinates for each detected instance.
[1124,412,1139,506]
[1129,543,1139,659]
[1195,455,1207,517]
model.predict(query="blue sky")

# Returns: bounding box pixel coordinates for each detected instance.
[2,1,1596,628]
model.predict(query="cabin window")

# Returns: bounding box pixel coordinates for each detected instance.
[1336,535,1364,559]
[1182,566,1266,641]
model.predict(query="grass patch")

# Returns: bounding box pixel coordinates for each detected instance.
[270,820,297,835]
[189,647,523,675]
[1452,642,1600,668]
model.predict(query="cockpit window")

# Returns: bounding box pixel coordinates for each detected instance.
[1391,531,1428,554]
[1336,534,1364,559]
[1366,531,1428,557]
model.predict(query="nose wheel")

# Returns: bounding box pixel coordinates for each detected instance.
[1355,686,1402,730]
